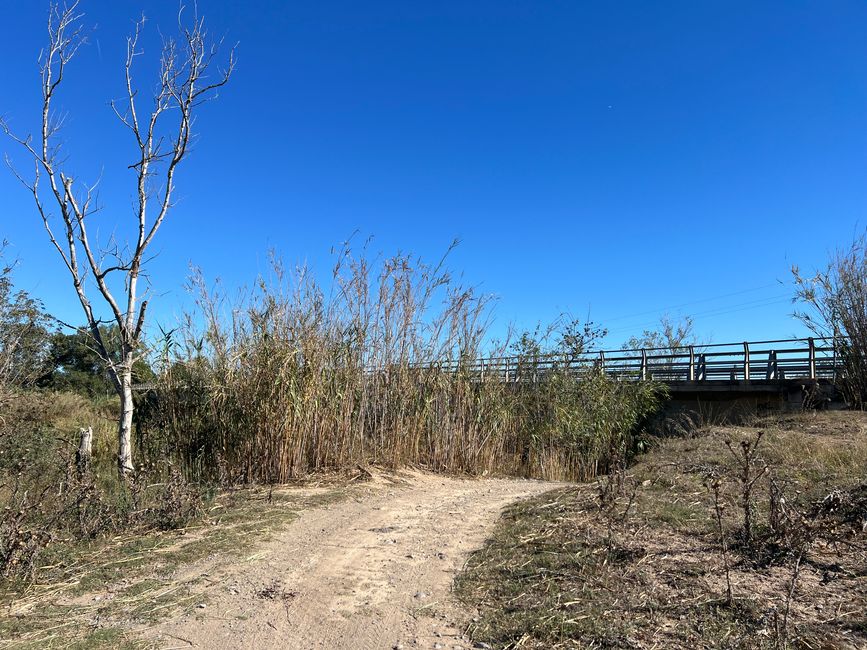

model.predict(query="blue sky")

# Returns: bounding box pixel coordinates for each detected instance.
[0,1,864,348]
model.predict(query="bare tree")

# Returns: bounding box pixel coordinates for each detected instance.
[626,314,697,352]
[792,231,867,407]
[2,2,234,477]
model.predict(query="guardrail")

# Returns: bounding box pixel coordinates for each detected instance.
[433,337,842,384]
[133,337,844,392]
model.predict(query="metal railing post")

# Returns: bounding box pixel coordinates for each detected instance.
[766,350,777,380]
[743,342,750,382]
[640,349,647,381]
[808,337,816,379]
[688,345,695,382]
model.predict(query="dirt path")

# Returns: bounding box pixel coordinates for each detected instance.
[147,471,560,650]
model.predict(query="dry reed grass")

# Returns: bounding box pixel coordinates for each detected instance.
[140,247,664,483]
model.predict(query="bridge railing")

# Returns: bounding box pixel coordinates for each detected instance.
[133,337,844,392]
[439,337,841,384]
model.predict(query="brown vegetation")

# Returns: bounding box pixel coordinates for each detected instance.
[457,411,867,649]
[140,249,664,485]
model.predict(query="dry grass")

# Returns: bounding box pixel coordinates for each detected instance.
[456,411,867,649]
[0,478,350,649]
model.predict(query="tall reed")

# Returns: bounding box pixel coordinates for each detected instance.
[140,246,664,483]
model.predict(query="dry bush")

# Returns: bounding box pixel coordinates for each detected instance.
[0,474,55,580]
[793,231,867,407]
[0,388,204,581]
[704,426,866,647]
[725,431,767,548]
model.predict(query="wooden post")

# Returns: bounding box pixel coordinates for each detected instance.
[77,426,93,476]
[599,351,606,374]
[688,346,695,382]
[640,349,647,381]
[808,337,816,379]
[743,342,750,382]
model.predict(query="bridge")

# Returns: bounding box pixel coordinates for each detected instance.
[447,336,839,382]
[135,337,844,407]
[439,336,843,407]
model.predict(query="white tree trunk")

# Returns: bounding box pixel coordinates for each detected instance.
[118,365,135,477]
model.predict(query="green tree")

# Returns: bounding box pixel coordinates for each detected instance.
[0,244,53,386]
[39,327,156,398]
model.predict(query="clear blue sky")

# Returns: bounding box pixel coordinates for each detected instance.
[1,1,864,348]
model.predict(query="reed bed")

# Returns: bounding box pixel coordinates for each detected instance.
[140,247,664,484]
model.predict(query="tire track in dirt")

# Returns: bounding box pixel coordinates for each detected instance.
[147,471,560,649]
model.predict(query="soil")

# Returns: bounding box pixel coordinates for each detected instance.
[144,471,560,650]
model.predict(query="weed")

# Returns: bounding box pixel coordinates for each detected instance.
[708,473,734,605]
[725,431,767,548]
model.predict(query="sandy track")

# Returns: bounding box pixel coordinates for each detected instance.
[149,471,559,650]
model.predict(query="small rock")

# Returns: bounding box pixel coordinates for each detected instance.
[434,644,444,650]
[196,603,207,609]
[473,644,492,650]
[393,644,404,650]
[414,591,428,599]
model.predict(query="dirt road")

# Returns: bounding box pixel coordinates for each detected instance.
[148,471,559,650]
